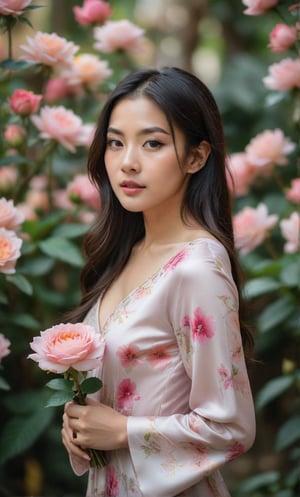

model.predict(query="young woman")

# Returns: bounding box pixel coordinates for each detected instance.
[61,67,256,497]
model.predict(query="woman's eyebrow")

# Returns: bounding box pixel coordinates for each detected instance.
[107,126,170,136]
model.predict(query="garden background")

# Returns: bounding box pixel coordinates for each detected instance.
[0,0,299,496]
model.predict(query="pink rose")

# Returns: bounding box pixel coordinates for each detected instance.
[0,333,10,363]
[28,322,105,373]
[0,227,23,274]
[268,24,297,52]
[242,0,279,15]
[62,53,112,90]
[280,212,300,254]
[44,77,77,103]
[19,31,79,68]
[67,174,100,210]
[0,197,25,230]
[263,58,300,91]
[93,19,145,53]
[285,178,300,204]
[73,0,112,26]
[4,124,26,147]
[8,89,42,116]
[0,167,18,192]
[226,153,257,196]
[233,203,278,254]
[31,105,93,153]
[245,129,295,168]
[0,0,32,16]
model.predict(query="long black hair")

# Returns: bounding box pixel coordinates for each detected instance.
[66,67,254,362]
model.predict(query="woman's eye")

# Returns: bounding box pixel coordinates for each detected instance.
[106,138,122,149]
[145,140,163,149]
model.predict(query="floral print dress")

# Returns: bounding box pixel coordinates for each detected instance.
[70,238,256,497]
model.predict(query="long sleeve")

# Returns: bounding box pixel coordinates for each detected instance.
[127,241,255,497]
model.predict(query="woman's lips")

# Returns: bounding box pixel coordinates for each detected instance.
[120,181,145,195]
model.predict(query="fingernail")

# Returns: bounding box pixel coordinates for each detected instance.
[83,454,91,461]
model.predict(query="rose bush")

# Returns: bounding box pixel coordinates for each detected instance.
[0,1,145,493]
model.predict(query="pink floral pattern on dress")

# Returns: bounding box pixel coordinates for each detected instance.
[116,378,140,413]
[162,248,189,272]
[105,466,119,496]
[146,344,173,370]
[117,344,141,369]
[226,442,245,462]
[183,307,214,343]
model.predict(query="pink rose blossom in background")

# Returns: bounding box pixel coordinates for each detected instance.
[31,105,93,153]
[52,189,74,211]
[226,153,257,196]
[263,58,300,90]
[0,333,11,362]
[280,212,300,254]
[285,178,300,204]
[62,54,112,91]
[93,19,145,53]
[25,189,49,213]
[0,167,18,192]
[268,24,297,52]
[28,322,105,374]
[19,31,79,68]
[44,77,78,103]
[0,0,32,16]
[0,197,25,230]
[73,0,112,26]
[8,89,42,116]
[67,173,100,210]
[0,227,23,274]
[4,124,26,147]
[17,203,37,221]
[245,129,295,168]
[242,0,279,15]
[183,307,214,344]
[233,203,278,254]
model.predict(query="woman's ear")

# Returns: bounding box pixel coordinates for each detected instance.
[186,140,211,174]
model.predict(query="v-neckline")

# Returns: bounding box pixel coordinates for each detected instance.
[97,236,219,332]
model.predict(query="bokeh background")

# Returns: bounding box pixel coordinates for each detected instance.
[0,1,299,496]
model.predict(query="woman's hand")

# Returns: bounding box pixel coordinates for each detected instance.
[62,398,128,454]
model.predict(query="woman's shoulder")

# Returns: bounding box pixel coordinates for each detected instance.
[163,236,232,279]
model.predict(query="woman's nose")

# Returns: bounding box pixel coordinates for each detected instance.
[121,146,140,173]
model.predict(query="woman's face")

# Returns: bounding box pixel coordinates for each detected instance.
[104,96,193,217]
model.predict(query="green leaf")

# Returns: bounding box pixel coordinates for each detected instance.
[81,377,102,395]
[257,296,295,333]
[0,58,35,71]
[3,389,51,414]
[18,255,55,276]
[235,470,279,492]
[46,378,73,393]
[276,416,300,451]
[243,277,281,299]
[45,390,73,407]
[52,223,89,239]
[0,155,29,166]
[6,274,33,295]
[17,15,33,28]
[0,408,54,464]
[0,376,10,391]
[39,238,84,267]
[8,313,40,330]
[255,375,294,411]
[280,260,300,288]
[23,211,66,240]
